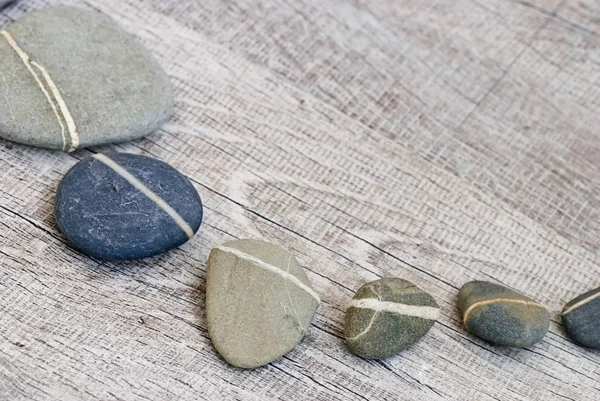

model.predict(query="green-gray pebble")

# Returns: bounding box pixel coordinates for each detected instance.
[0,6,173,151]
[561,286,600,349]
[458,281,550,347]
[345,278,439,359]
[206,239,320,369]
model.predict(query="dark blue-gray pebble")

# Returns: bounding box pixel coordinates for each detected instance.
[458,281,550,348]
[562,287,600,349]
[55,152,202,260]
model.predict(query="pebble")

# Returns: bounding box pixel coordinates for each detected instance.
[55,152,202,260]
[0,1,15,9]
[0,6,173,151]
[458,281,550,347]
[345,278,439,359]
[206,239,320,369]
[561,287,600,349]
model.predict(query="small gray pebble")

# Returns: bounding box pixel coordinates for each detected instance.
[345,278,439,359]
[206,239,320,369]
[458,281,550,347]
[55,152,202,260]
[0,6,173,151]
[562,287,600,349]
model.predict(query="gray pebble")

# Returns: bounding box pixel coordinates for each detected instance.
[0,6,173,151]
[206,239,320,369]
[345,278,439,359]
[458,281,550,347]
[562,287,600,349]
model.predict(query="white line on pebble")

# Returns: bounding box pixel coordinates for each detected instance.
[92,153,195,239]
[463,298,546,324]
[347,298,439,320]
[562,290,600,316]
[215,245,321,304]
[0,30,69,151]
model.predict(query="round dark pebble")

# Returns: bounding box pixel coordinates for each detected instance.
[55,152,202,260]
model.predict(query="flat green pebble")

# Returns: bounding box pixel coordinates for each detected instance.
[206,239,320,369]
[345,278,439,359]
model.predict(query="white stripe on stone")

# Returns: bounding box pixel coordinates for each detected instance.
[1,30,68,151]
[346,307,381,341]
[463,298,546,324]
[30,60,80,151]
[347,298,439,320]
[92,153,195,239]
[562,290,600,316]
[215,245,321,304]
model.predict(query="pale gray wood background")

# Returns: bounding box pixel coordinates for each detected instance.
[0,0,598,400]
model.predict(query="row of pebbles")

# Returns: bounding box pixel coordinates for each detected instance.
[56,151,599,367]
[1,4,597,369]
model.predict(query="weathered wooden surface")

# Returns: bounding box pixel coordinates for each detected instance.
[0,0,599,399]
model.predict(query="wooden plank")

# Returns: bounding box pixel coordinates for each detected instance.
[0,0,598,400]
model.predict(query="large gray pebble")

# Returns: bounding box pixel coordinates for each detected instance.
[0,6,173,151]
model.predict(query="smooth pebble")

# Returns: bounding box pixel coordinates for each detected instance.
[206,239,320,369]
[561,287,600,349]
[0,6,173,151]
[345,278,439,359]
[458,281,550,347]
[55,152,202,260]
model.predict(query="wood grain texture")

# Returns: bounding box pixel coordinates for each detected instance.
[0,0,599,400]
